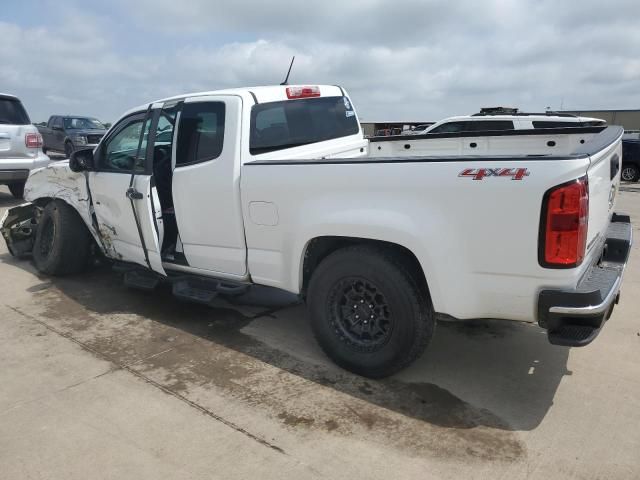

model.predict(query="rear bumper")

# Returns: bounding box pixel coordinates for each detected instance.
[0,169,29,182]
[538,213,632,346]
[0,153,50,184]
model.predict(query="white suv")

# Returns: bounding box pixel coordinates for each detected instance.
[0,94,50,198]
[424,109,606,134]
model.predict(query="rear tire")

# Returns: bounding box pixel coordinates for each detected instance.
[621,164,640,182]
[8,182,25,199]
[307,245,435,378]
[33,200,91,275]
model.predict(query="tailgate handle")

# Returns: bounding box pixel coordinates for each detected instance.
[0,133,10,139]
[610,153,620,180]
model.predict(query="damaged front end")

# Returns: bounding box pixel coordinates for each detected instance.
[0,203,39,257]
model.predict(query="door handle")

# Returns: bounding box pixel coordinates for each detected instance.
[126,187,144,200]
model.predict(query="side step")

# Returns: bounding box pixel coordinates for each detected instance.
[124,270,161,291]
[171,277,250,304]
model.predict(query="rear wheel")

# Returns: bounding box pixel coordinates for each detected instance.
[307,245,435,378]
[8,182,25,199]
[621,164,640,182]
[64,141,74,159]
[33,200,91,275]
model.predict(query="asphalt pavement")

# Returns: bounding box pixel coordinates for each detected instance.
[1,184,639,479]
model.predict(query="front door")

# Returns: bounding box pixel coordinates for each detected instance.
[88,111,166,275]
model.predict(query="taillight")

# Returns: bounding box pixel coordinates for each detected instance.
[539,176,589,268]
[286,86,321,99]
[25,133,43,149]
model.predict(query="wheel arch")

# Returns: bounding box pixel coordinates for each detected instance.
[300,236,431,302]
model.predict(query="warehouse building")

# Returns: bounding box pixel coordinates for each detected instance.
[561,109,640,131]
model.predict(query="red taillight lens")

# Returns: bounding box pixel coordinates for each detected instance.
[540,176,589,267]
[286,86,321,99]
[25,133,43,149]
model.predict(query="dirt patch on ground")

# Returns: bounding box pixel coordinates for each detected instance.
[20,269,526,463]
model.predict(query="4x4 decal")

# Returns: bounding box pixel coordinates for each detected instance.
[459,168,530,181]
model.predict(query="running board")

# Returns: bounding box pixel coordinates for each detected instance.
[118,263,250,302]
[171,277,249,304]
[123,269,161,291]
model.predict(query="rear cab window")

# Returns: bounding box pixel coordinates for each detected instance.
[249,96,359,155]
[0,96,30,125]
[176,102,226,166]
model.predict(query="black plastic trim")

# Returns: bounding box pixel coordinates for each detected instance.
[245,154,582,166]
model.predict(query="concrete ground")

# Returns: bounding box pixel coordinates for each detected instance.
[0,184,639,480]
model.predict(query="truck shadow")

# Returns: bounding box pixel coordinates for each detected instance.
[0,190,23,208]
[3,258,570,436]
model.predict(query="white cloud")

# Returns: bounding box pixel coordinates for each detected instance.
[1,1,639,123]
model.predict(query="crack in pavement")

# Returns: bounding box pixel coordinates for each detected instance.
[0,367,117,416]
[7,305,287,455]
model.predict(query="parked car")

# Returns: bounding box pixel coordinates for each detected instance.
[1,84,631,378]
[38,115,107,158]
[370,109,609,158]
[0,93,50,198]
[621,139,640,181]
[423,108,606,134]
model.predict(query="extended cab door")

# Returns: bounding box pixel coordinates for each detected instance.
[51,116,65,151]
[88,111,166,275]
[170,95,247,276]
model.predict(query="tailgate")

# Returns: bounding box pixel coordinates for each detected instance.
[0,125,31,159]
[582,127,624,259]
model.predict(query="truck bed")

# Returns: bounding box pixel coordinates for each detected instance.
[241,126,623,324]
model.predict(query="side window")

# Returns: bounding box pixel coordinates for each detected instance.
[429,121,469,134]
[53,117,63,129]
[100,116,148,172]
[176,102,226,166]
[468,120,514,131]
[533,121,581,129]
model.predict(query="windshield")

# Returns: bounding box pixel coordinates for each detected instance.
[0,98,30,125]
[250,96,359,155]
[63,117,105,130]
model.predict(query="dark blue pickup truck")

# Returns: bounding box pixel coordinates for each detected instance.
[622,139,640,181]
[37,115,107,158]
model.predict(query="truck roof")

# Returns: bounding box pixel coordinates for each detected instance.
[0,93,20,100]
[121,84,345,119]
[440,114,604,123]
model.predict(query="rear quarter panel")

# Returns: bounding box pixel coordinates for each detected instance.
[241,155,594,322]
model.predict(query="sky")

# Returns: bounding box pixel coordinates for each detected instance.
[1,0,639,123]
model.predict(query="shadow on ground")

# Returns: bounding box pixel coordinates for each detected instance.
[0,190,23,208]
[1,250,571,438]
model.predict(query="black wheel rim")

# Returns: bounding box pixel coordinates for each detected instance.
[39,216,55,257]
[621,167,636,181]
[328,277,393,352]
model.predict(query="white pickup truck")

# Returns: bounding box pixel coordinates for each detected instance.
[1,85,632,378]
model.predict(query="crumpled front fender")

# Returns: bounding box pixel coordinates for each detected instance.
[0,203,37,257]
